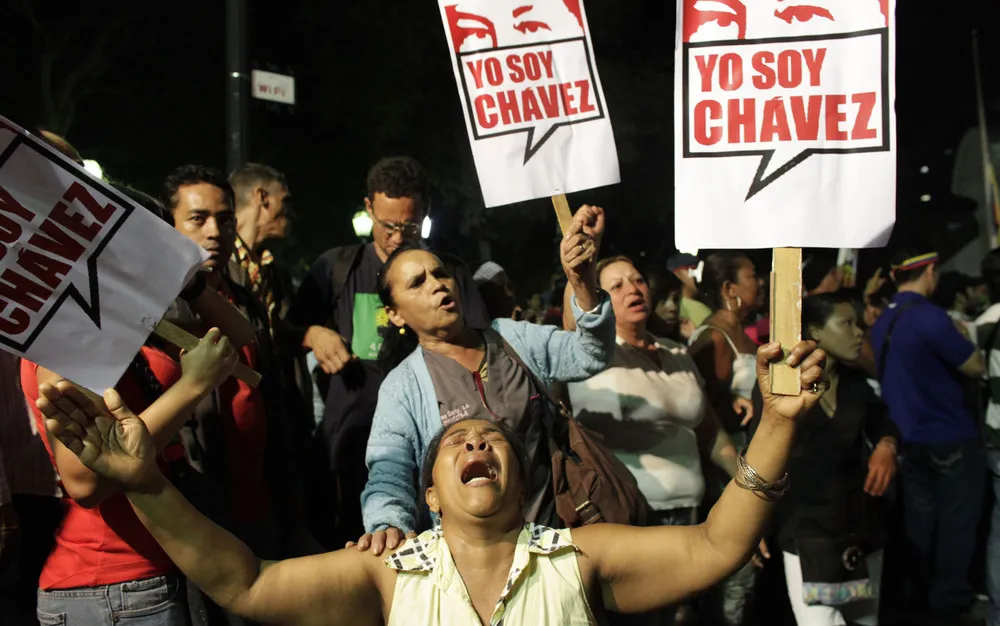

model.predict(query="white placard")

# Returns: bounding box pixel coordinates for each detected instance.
[674,0,896,250]
[0,117,208,392]
[251,69,296,106]
[438,0,620,207]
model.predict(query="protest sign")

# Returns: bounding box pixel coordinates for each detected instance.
[0,117,208,392]
[438,0,620,208]
[674,0,896,251]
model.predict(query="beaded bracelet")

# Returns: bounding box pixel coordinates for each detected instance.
[734,447,790,503]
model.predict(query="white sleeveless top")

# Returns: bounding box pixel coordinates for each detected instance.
[385,523,596,626]
[689,325,757,400]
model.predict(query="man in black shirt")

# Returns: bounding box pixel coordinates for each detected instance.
[290,157,488,547]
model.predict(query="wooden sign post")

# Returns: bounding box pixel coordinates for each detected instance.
[552,194,574,235]
[153,320,262,388]
[67,319,261,414]
[770,247,803,396]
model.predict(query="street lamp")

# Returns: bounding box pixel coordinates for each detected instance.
[352,209,373,239]
[83,159,104,180]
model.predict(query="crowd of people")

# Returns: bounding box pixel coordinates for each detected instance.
[0,133,998,626]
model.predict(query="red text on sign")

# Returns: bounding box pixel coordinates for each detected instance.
[466,51,555,89]
[694,48,827,92]
[474,80,596,129]
[0,186,35,256]
[0,182,116,335]
[692,93,878,146]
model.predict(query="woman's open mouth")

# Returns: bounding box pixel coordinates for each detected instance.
[626,297,648,312]
[460,459,498,486]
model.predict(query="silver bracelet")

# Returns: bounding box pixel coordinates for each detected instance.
[733,447,790,503]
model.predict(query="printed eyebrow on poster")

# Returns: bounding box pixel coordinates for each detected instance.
[439,0,620,208]
[673,0,896,251]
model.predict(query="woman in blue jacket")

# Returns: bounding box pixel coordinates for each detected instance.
[356,206,616,554]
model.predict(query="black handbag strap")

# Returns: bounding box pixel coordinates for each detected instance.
[877,299,925,382]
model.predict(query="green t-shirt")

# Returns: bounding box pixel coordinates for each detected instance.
[680,297,712,327]
[351,292,389,361]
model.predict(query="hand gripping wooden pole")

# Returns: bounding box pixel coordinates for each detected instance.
[769,248,802,396]
[153,319,262,387]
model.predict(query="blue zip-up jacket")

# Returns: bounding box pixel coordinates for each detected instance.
[361,294,615,533]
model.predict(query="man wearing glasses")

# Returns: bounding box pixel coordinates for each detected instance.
[291,156,488,548]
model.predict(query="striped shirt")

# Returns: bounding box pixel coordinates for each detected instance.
[1,352,60,503]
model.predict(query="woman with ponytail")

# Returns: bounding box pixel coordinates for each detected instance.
[356,206,616,555]
[687,251,766,626]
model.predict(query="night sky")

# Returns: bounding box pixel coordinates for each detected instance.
[2,1,998,294]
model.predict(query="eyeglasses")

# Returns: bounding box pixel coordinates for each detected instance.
[370,212,421,237]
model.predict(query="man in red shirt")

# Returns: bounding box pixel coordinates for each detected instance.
[163,165,309,623]
[165,165,272,525]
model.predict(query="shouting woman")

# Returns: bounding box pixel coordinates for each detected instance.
[358,206,615,554]
[41,339,826,626]
[567,256,748,625]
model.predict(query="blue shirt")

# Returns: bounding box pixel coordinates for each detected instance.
[869,292,978,444]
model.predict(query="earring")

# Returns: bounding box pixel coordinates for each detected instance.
[737,296,743,309]
[725,298,733,312]
[399,327,406,335]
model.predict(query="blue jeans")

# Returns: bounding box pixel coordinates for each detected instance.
[36,574,186,625]
[899,439,985,616]
[987,447,1000,626]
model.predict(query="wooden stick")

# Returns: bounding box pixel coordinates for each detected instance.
[552,194,574,235]
[153,319,262,388]
[770,247,802,396]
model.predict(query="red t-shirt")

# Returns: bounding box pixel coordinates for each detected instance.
[218,340,271,520]
[23,347,181,590]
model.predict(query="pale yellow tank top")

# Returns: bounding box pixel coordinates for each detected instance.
[385,523,596,625]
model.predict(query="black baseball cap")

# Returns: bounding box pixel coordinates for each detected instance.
[667,253,699,272]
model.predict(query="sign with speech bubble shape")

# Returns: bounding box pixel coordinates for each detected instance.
[0,116,208,392]
[438,0,620,207]
[674,0,896,250]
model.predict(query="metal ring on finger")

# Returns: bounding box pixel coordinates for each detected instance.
[808,381,829,394]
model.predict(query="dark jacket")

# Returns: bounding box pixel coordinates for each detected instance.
[750,371,899,554]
